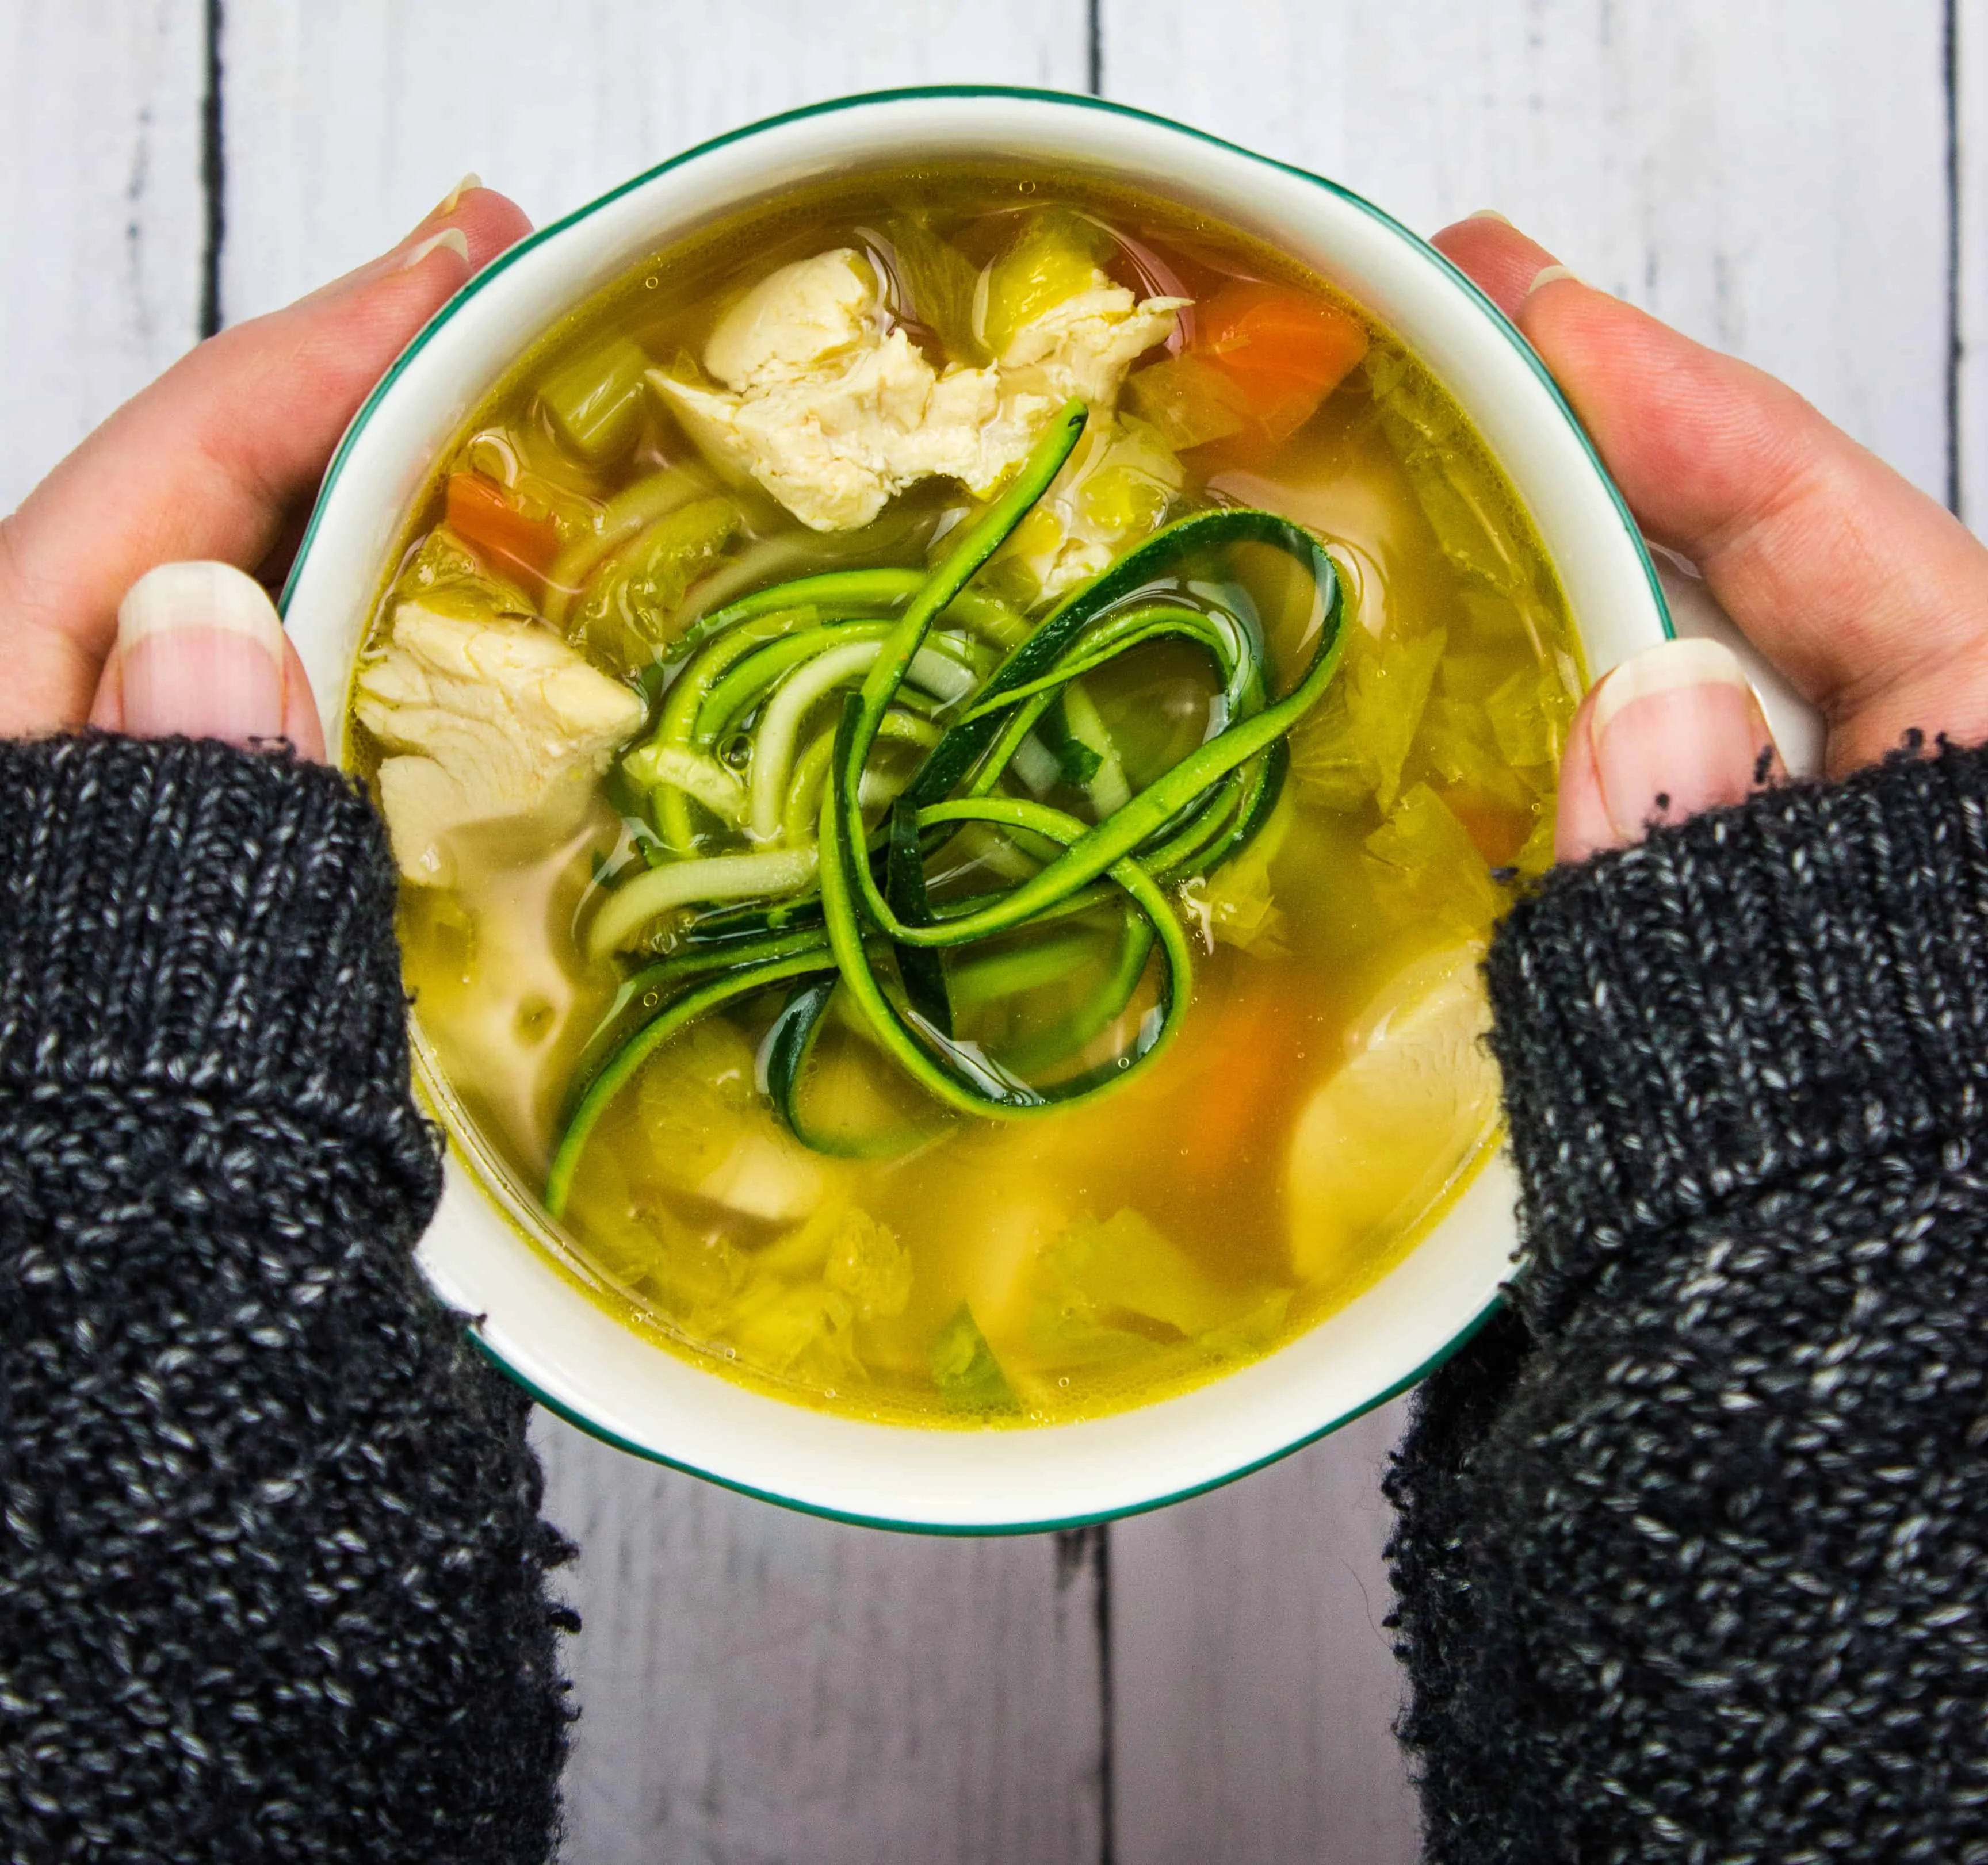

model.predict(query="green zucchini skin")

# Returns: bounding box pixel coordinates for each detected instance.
[546,400,1346,1208]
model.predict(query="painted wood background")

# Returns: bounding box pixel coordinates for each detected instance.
[3,3,1978,1859]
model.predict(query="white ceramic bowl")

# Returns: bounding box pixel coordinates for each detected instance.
[282,86,1674,1533]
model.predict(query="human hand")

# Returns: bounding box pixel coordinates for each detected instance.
[0,179,532,750]
[1432,212,1988,860]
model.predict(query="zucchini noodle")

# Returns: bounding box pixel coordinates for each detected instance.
[546,400,1347,1216]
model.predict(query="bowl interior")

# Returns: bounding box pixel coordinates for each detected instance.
[283,89,1670,1532]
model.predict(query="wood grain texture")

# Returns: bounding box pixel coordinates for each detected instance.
[216,0,1088,321]
[1101,0,1953,500]
[532,1411,1106,1865]
[1959,0,1986,530]
[0,0,207,512]
[1111,1402,1419,1865]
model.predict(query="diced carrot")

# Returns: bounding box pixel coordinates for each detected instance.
[1169,979,1296,1177]
[1438,786,1532,869]
[444,471,560,587]
[1189,282,1371,446]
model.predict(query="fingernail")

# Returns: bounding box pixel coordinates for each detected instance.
[401,226,470,272]
[1466,208,1513,225]
[117,562,285,746]
[1589,638,1780,844]
[433,171,481,218]
[1523,262,1581,300]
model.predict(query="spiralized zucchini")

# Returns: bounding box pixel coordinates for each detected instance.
[545,400,1346,1217]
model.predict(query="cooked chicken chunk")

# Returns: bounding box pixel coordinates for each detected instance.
[995,282,1186,408]
[653,248,1185,534]
[355,602,644,886]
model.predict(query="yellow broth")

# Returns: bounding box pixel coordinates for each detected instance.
[359,167,1581,1427]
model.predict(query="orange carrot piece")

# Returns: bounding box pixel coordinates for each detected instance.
[1191,282,1371,445]
[444,471,560,587]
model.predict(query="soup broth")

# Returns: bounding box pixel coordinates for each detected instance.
[354,166,1580,1427]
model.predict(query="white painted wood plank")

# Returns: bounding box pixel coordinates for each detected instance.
[217,0,1090,323]
[1959,0,1986,530]
[533,1412,1106,1865]
[1101,0,1952,501]
[1112,1402,1419,1865]
[0,0,207,513]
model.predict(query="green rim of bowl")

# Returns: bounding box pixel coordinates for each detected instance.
[284,83,1666,1536]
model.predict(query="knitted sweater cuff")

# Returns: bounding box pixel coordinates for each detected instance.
[0,733,433,1178]
[1484,738,1988,1333]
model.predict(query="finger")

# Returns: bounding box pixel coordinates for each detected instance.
[1551,687,1614,862]
[1430,212,1558,320]
[1433,213,1988,775]
[279,633,328,761]
[1556,638,1781,861]
[90,561,324,759]
[0,182,532,736]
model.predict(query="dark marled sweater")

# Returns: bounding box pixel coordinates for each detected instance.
[0,736,574,1863]
[6,729,1988,1863]
[1386,737,1988,1862]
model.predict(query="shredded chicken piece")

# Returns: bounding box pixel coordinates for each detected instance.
[996,283,1186,407]
[653,248,1186,534]
[355,602,643,886]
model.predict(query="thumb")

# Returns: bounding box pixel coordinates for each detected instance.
[89,562,326,759]
[1556,638,1781,861]
[1,182,530,736]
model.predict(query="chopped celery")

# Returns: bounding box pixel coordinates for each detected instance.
[634,1018,760,1186]
[1286,677,1369,811]
[1191,793,1295,956]
[1511,806,1557,878]
[540,336,651,464]
[1433,649,1516,702]
[544,466,714,621]
[1076,459,1173,537]
[1291,625,1445,812]
[1374,359,1529,597]
[1363,629,1446,810]
[575,495,740,672]
[931,1304,1019,1412]
[1363,784,1503,936]
[1405,459,1526,596]
[633,1018,828,1222]
[721,1282,861,1381]
[1123,353,1251,451]
[820,1207,913,1320]
[387,524,534,622]
[1030,1209,1281,1373]
[1484,658,1576,769]
[977,209,1116,357]
[880,212,985,363]
[1419,695,1532,813]
[1455,589,1544,653]
[1198,1289,1293,1359]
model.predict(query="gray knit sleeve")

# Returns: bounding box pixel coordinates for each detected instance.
[0,735,573,1863]
[1384,739,1988,1864]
